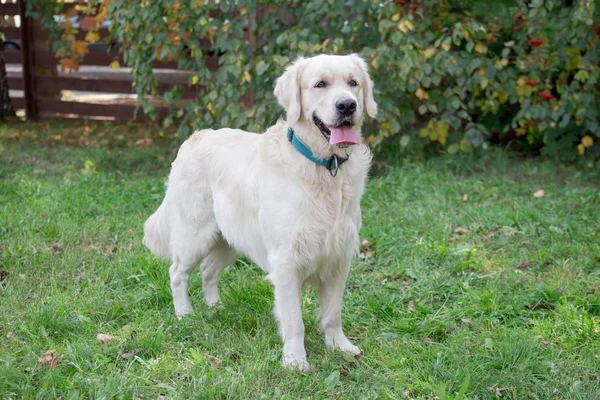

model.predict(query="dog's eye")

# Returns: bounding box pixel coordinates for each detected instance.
[315,81,327,88]
[349,80,358,87]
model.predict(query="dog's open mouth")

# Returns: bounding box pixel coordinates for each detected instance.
[313,116,359,146]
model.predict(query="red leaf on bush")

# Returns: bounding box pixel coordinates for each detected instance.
[593,25,600,36]
[528,39,544,47]
[513,12,525,22]
[79,16,100,31]
[526,81,539,87]
[513,24,526,31]
[539,92,554,100]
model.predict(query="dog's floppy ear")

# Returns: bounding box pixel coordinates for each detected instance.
[274,57,304,124]
[350,54,378,118]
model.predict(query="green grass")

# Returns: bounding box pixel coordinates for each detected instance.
[1,120,599,399]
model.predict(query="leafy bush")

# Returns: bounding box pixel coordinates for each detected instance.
[27,0,600,165]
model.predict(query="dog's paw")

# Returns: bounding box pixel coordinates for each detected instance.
[174,306,194,320]
[282,355,310,372]
[326,335,362,355]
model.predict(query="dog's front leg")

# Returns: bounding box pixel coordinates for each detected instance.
[316,268,361,355]
[269,266,308,371]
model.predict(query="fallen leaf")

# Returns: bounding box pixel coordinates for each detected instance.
[121,350,135,359]
[206,353,221,366]
[135,138,153,147]
[534,189,545,198]
[514,280,521,287]
[0,269,8,281]
[553,360,566,371]
[408,300,417,311]
[229,353,241,361]
[38,350,63,369]
[454,226,469,233]
[486,386,508,396]
[460,318,472,324]
[462,193,468,201]
[586,286,600,295]
[96,333,115,344]
[340,363,349,377]
[423,337,432,344]
[525,303,556,311]
[360,239,372,252]
[516,261,531,269]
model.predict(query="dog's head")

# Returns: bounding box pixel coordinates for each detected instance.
[274,54,377,148]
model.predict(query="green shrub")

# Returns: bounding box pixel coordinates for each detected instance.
[27,0,600,165]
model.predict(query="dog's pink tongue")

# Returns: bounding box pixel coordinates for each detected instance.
[328,125,359,145]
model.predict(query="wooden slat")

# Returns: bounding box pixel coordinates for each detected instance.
[7,77,24,91]
[1,27,20,39]
[35,76,201,98]
[4,50,21,64]
[10,75,201,99]
[0,3,19,16]
[7,48,219,71]
[36,76,133,94]
[12,97,25,110]
[37,98,170,121]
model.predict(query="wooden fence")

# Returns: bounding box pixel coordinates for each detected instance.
[1,0,218,121]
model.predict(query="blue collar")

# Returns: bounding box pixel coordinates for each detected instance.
[287,128,348,177]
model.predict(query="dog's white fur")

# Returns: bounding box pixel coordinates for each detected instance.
[143,54,377,370]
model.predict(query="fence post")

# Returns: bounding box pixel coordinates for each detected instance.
[18,0,38,118]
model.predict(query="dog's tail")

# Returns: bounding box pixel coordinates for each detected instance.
[143,202,171,261]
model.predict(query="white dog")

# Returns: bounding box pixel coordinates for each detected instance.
[143,54,377,370]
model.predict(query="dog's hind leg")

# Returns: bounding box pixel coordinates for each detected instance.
[169,219,219,318]
[169,259,198,318]
[200,239,238,307]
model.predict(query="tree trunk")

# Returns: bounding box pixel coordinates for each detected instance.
[0,41,16,120]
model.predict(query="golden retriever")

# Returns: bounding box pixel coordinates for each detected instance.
[144,54,377,370]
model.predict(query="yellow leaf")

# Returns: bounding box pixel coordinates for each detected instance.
[370,57,378,70]
[463,30,470,40]
[582,135,593,148]
[515,127,526,136]
[381,121,390,130]
[207,102,215,115]
[578,144,586,155]
[429,129,438,141]
[242,70,251,83]
[191,75,199,85]
[479,69,486,77]
[405,20,413,30]
[415,88,428,100]
[454,226,469,233]
[85,31,100,43]
[441,39,451,52]
[399,21,408,34]
[474,43,484,54]
[110,60,120,69]
[423,47,436,59]
[481,77,488,89]
[460,139,471,153]
[588,162,594,168]
[391,13,400,22]
[436,122,449,145]
[419,128,429,138]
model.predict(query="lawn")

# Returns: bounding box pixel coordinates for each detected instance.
[1,121,599,399]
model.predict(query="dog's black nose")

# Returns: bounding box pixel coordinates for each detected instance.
[336,98,357,116]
